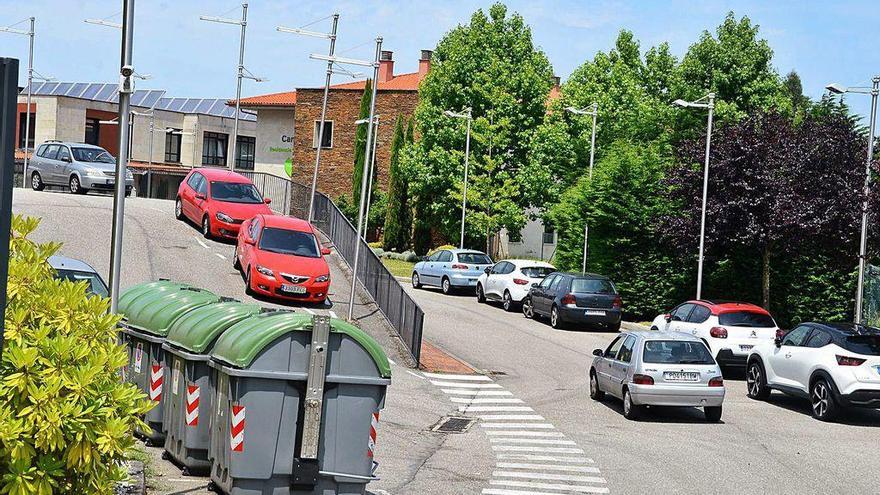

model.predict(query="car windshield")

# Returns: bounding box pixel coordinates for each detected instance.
[55,269,109,298]
[521,266,554,278]
[719,311,776,328]
[258,228,319,258]
[571,278,616,294]
[643,340,715,364]
[211,181,263,203]
[72,147,114,163]
[458,252,492,264]
[844,335,880,356]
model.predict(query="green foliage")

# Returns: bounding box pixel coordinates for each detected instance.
[0,215,153,495]
[383,117,410,251]
[352,79,373,206]
[411,200,432,256]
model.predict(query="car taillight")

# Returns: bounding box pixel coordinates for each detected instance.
[632,374,654,385]
[836,355,866,366]
[452,264,468,270]
[709,326,728,339]
[560,294,576,306]
[513,278,530,285]
[613,295,622,309]
[708,376,724,387]
[776,328,786,340]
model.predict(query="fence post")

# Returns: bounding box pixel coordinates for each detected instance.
[0,57,19,359]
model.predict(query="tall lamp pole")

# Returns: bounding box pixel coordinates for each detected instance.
[565,104,599,272]
[674,93,716,300]
[826,78,880,324]
[355,115,380,239]
[444,108,473,249]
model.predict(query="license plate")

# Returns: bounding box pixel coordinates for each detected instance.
[585,310,606,316]
[740,345,754,351]
[280,284,307,294]
[664,371,700,382]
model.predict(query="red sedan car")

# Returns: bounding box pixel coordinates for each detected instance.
[175,168,273,239]
[234,214,332,303]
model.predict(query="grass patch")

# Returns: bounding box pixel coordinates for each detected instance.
[382,258,416,278]
[127,443,163,492]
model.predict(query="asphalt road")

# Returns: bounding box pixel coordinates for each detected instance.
[404,282,880,495]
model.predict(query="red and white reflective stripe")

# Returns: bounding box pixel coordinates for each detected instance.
[186,385,200,426]
[367,412,379,458]
[149,365,163,401]
[230,405,246,452]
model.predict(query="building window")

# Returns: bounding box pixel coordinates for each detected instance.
[542,225,556,245]
[507,230,523,243]
[202,131,228,166]
[84,118,101,146]
[18,112,35,149]
[235,135,256,170]
[312,120,333,149]
[165,129,182,163]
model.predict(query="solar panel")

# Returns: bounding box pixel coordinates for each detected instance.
[51,83,73,95]
[181,99,201,113]
[95,84,117,102]
[195,99,215,114]
[79,83,103,100]
[139,90,165,109]
[38,82,59,95]
[167,98,188,112]
[68,83,90,97]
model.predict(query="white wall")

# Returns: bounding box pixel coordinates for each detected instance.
[252,108,295,177]
[499,211,557,261]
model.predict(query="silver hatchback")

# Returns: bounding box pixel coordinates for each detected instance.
[589,331,726,422]
[29,141,133,195]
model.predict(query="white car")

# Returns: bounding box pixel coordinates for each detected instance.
[746,322,880,421]
[475,259,555,311]
[649,300,779,370]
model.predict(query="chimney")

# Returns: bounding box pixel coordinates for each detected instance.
[419,49,433,80]
[551,75,561,87]
[379,50,394,83]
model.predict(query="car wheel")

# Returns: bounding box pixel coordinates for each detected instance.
[175,198,185,220]
[589,371,605,401]
[232,246,241,270]
[622,389,641,420]
[810,377,839,421]
[550,305,564,329]
[202,215,212,239]
[476,284,486,303]
[411,272,422,289]
[522,297,536,319]
[502,291,514,312]
[69,175,85,194]
[244,266,254,295]
[31,172,45,191]
[650,326,659,331]
[704,406,722,423]
[441,277,452,295]
[746,360,771,400]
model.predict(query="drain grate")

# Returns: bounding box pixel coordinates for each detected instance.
[431,416,476,434]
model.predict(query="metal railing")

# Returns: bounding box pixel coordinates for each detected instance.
[237,170,292,215]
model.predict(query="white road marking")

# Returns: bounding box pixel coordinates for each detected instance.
[482,490,567,495]
[485,431,565,438]
[405,370,426,380]
[493,471,606,484]
[481,423,555,429]
[329,310,338,318]
[302,307,316,315]
[478,415,545,421]
[429,381,503,389]
[496,454,594,464]
[459,406,534,413]
[388,358,396,365]
[496,462,601,474]
[196,238,209,249]
[450,397,524,404]
[490,438,577,446]
[492,445,585,455]
[422,372,491,381]
[489,480,609,494]
[442,389,513,396]
[215,253,226,260]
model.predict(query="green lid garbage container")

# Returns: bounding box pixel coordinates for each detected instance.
[161,301,263,474]
[118,280,220,444]
[206,312,391,495]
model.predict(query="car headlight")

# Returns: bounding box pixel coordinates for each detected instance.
[85,167,103,176]
[216,212,234,223]
[255,265,274,278]
[315,274,330,283]
[126,170,134,179]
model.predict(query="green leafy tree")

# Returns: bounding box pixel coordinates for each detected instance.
[352,79,373,206]
[383,117,410,251]
[407,2,555,246]
[1,215,153,494]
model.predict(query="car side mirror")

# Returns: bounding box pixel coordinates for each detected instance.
[774,337,783,348]
[195,193,206,200]
[244,236,255,245]
[264,197,271,204]
[61,156,71,163]
[592,349,603,357]
[531,282,538,287]
[321,247,331,256]
[484,267,491,274]
[663,313,672,322]
[419,256,427,261]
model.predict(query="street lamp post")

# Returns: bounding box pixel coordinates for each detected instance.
[444,108,473,249]
[565,104,599,272]
[826,77,880,324]
[355,115,380,240]
[673,93,716,300]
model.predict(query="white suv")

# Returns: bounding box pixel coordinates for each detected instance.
[476,259,555,311]
[650,300,779,370]
[746,322,880,421]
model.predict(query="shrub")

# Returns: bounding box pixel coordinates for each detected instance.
[0,215,153,494]
[428,244,456,256]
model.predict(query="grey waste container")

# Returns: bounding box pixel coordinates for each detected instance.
[206,312,392,495]
[162,301,263,473]
[118,280,220,444]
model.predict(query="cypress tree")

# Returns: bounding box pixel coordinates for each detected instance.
[352,79,373,206]
[383,116,408,251]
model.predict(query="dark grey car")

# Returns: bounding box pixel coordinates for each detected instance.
[29,141,133,195]
[522,271,622,331]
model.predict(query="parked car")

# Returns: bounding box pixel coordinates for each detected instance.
[650,300,779,370]
[411,249,493,294]
[521,272,622,331]
[589,331,725,421]
[29,141,133,195]
[48,255,109,298]
[176,168,273,239]
[234,214,332,304]
[746,322,880,421]
[476,259,555,311]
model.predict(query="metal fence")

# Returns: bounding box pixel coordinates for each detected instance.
[237,170,292,215]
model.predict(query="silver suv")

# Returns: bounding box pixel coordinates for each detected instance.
[29,141,133,195]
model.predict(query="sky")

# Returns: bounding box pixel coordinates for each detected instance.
[2,0,879,120]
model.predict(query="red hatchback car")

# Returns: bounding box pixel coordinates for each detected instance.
[175,168,273,239]
[234,214,332,303]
